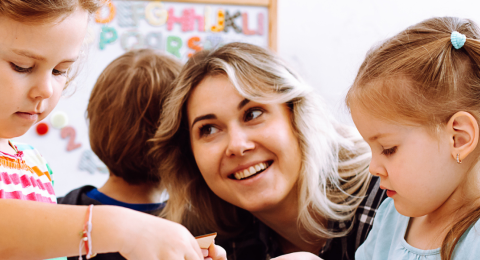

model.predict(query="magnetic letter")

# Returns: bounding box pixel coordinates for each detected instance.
[99,26,118,50]
[145,2,168,26]
[167,36,183,58]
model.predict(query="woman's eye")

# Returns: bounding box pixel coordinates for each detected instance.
[10,63,32,73]
[199,124,219,137]
[381,146,397,156]
[52,69,67,76]
[244,109,263,122]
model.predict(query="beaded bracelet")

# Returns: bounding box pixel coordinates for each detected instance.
[79,204,96,259]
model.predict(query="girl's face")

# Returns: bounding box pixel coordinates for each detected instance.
[351,106,463,217]
[187,74,302,214]
[0,9,88,139]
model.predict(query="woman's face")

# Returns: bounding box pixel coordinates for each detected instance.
[187,74,302,214]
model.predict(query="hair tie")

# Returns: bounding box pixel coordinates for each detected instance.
[451,31,466,49]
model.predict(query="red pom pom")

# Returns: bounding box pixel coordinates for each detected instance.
[36,122,49,136]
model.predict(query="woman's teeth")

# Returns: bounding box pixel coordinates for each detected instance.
[234,162,268,180]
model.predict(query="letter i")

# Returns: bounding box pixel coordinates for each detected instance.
[204,6,211,32]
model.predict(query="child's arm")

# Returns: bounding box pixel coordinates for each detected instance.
[0,199,204,260]
[271,252,323,260]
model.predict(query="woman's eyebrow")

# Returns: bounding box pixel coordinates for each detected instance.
[191,114,217,129]
[238,98,250,110]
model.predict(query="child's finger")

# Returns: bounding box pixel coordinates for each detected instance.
[207,241,227,260]
[201,249,209,257]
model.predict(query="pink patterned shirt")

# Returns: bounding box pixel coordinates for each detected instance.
[0,141,56,203]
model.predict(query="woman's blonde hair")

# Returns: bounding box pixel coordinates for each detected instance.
[346,17,480,260]
[151,42,372,240]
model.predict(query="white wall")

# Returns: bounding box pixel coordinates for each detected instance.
[15,0,480,196]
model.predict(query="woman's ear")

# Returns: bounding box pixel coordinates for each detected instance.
[446,111,479,162]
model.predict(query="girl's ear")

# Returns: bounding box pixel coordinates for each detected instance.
[447,111,479,162]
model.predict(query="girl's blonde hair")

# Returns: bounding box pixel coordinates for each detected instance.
[0,0,104,87]
[346,17,480,260]
[151,42,372,240]
[0,0,102,23]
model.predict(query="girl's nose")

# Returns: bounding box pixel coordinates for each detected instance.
[225,126,255,157]
[29,72,54,100]
[368,155,388,177]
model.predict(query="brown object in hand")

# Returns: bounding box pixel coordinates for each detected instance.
[195,232,217,249]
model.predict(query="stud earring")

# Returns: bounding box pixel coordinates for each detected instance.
[457,154,462,164]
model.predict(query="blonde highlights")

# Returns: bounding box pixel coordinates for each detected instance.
[151,42,372,240]
[346,17,480,260]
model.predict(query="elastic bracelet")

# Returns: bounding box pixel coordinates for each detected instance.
[78,204,96,259]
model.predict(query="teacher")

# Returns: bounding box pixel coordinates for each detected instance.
[151,42,386,260]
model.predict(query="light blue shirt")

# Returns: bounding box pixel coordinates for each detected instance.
[355,198,480,260]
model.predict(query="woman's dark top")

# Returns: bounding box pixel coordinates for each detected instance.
[216,176,387,260]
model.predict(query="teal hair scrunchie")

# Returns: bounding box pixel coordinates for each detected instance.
[451,31,466,49]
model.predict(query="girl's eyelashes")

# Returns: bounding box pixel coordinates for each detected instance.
[10,62,67,76]
[52,69,67,76]
[10,62,33,73]
[381,146,397,156]
[244,107,264,122]
[199,124,219,137]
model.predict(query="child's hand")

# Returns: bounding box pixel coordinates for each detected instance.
[116,210,204,260]
[202,242,227,260]
[272,252,323,260]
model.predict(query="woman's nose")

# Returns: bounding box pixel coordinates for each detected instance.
[225,126,255,157]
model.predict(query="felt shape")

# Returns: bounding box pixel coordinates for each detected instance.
[167,36,183,58]
[145,32,162,49]
[50,111,69,129]
[204,6,212,32]
[211,10,225,33]
[167,8,204,32]
[61,126,82,152]
[78,150,108,174]
[187,36,203,58]
[257,13,264,35]
[145,2,168,26]
[451,31,466,49]
[204,34,223,49]
[95,1,116,24]
[36,123,49,136]
[223,11,242,33]
[195,233,217,249]
[120,30,143,51]
[116,2,143,27]
[242,13,256,35]
[99,26,118,50]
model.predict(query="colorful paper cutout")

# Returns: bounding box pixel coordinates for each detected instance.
[187,36,203,57]
[99,26,118,50]
[204,6,212,32]
[144,32,162,49]
[211,9,225,32]
[78,150,108,174]
[257,13,264,35]
[50,111,69,129]
[242,13,256,35]
[167,36,182,58]
[120,30,143,51]
[36,123,49,136]
[223,11,242,33]
[61,126,82,152]
[145,2,168,26]
[95,1,116,24]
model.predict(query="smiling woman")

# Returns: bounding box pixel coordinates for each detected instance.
[151,42,388,260]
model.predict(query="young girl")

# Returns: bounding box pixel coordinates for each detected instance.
[347,17,480,260]
[0,1,224,259]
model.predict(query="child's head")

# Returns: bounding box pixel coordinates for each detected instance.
[347,17,480,259]
[87,49,182,185]
[0,0,102,141]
